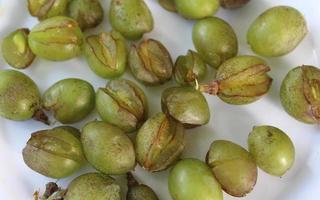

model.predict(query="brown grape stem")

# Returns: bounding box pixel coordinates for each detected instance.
[127,172,139,187]
[312,105,320,122]
[33,191,40,200]
[33,182,66,200]
[43,182,59,198]
[196,80,219,95]
[186,70,196,82]
[33,109,50,125]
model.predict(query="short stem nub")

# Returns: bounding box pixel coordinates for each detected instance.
[186,71,196,82]
[312,105,320,121]
[33,109,50,125]
[127,172,139,188]
[34,182,66,200]
[197,80,219,95]
[43,182,59,198]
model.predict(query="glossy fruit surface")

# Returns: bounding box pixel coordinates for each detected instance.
[0,70,42,121]
[174,0,219,19]
[68,0,104,30]
[161,87,210,127]
[193,17,238,68]
[43,78,95,124]
[109,0,154,40]
[81,121,136,175]
[64,173,121,200]
[247,6,307,57]
[206,140,257,197]
[169,158,223,200]
[248,125,295,176]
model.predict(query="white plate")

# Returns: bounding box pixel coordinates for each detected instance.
[0,0,319,199]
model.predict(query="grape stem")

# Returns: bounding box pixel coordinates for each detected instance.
[33,109,50,125]
[127,172,139,187]
[196,79,219,95]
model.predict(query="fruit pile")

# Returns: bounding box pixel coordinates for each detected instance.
[0,0,319,200]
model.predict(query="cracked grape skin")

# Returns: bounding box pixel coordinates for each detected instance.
[1,28,35,69]
[129,39,173,85]
[135,112,185,172]
[22,126,86,179]
[280,65,320,124]
[96,79,148,133]
[28,16,83,61]
[215,55,273,105]
[28,0,69,20]
[83,31,127,79]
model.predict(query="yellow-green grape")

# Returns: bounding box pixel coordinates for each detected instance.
[248,125,295,177]
[23,126,86,178]
[68,0,104,30]
[247,6,307,57]
[0,70,47,123]
[193,17,238,68]
[206,140,257,197]
[219,0,250,9]
[169,158,223,200]
[96,79,148,133]
[126,173,159,200]
[28,0,69,20]
[129,39,173,85]
[161,87,210,128]
[174,0,219,19]
[159,0,177,12]
[215,55,272,105]
[1,28,35,69]
[136,112,185,172]
[28,16,83,61]
[64,173,121,200]
[81,121,136,175]
[43,78,95,124]
[173,50,207,86]
[109,0,154,40]
[280,65,320,124]
[83,31,127,79]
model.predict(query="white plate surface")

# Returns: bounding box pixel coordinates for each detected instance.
[0,0,319,199]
